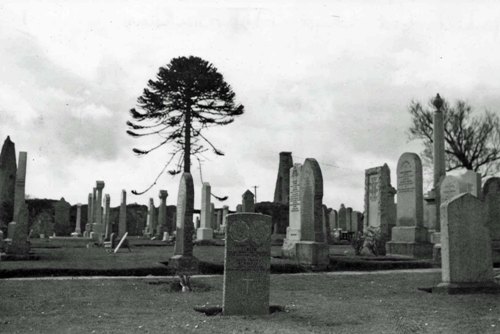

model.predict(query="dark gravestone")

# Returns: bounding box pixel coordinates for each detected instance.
[53,198,71,236]
[242,190,255,213]
[223,213,271,315]
[273,152,293,204]
[6,203,30,255]
[0,136,17,230]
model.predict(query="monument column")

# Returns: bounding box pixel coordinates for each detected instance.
[75,203,82,235]
[158,190,168,237]
[432,94,445,232]
[118,190,127,237]
[196,183,213,240]
[103,194,111,240]
[13,151,27,222]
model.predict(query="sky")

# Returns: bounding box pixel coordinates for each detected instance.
[1,0,500,212]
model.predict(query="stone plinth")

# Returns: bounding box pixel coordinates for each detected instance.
[295,241,329,270]
[387,153,432,258]
[223,213,271,316]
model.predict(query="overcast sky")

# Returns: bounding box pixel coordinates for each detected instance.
[1,0,500,212]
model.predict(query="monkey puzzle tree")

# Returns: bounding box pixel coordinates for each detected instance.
[127,56,244,194]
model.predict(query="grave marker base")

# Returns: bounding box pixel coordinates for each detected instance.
[296,241,329,270]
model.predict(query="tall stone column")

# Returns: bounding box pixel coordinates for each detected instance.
[196,182,213,240]
[432,94,445,233]
[91,187,97,224]
[103,194,111,240]
[13,151,27,223]
[87,193,92,224]
[118,190,127,237]
[157,190,168,237]
[95,181,104,225]
[75,203,82,235]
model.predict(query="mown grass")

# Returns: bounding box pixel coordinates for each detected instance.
[1,271,500,334]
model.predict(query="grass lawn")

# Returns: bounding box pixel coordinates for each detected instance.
[1,271,500,333]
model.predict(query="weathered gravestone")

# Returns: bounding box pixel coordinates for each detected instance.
[145,198,156,237]
[210,203,216,231]
[329,209,338,230]
[273,151,293,204]
[351,211,363,233]
[223,213,271,315]
[483,177,500,262]
[322,205,332,244]
[13,151,27,223]
[282,159,328,269]
[242,190,255,213]
[283,163,302,250]
[386,152,432,258]
[221,205,229,231]
[53,198,71,236]
[6,203,30,256]
[196,182,213,240]
[434,193,500,293]
[338,204,347,231]
[71,203,82,237]
[460,170,482,198]
[118,190,127,237]
[92,181,105,242]
[440,175,468,204]
[236,204,242,213]
[364,164,396,238]
[0,136,17,230]
[346,207,353,232]
[103,194,111,240]
[169,173,198,273]
[157,190,168,237]
[7,221,16,239]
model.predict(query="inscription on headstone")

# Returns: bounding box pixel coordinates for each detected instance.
[223,213,271,316]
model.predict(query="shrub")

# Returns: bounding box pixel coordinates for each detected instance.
[363,226,387,256]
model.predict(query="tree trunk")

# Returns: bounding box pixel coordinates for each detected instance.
[184,103,191,173]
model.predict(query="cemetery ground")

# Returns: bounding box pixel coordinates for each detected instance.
[2,270,500,334]
[1,243,499,333]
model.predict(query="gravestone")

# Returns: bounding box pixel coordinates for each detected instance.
[329,209,338,230]
[53,198,71,236]
[282,164,302,254]
[364,164,396,238]
[216,209,222,231]
[6,203,30,256]
[460,170,482,198]
[13,151,27,223]
[157,190,168,237]
[223,213,271,315]
[386,152,432,258]
[71,203,82,237]
[145,198,155,237]
[91,188,96,223]
[118,190,127,237]
[103,194,111,240]
[210,203,216,230]
[440,175,468,204]
[0,136,17,230]
[435,193,500,293]
[236,204,242,213]
[92,181,105,242]
[283,159,328,268]
[351,211,363,233]
[322,205,332,244]
[338,204,347,231]
[196,182,213,240]
[242,190,255,213]
[273,151,293,204]
[346,207,353,232]
[7,221,16,239]
[169,173,198,273]
[222,205,229,231]
[483,177,500,262]
[87,193,93,225]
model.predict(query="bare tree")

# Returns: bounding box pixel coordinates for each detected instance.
[408,96,500,177]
